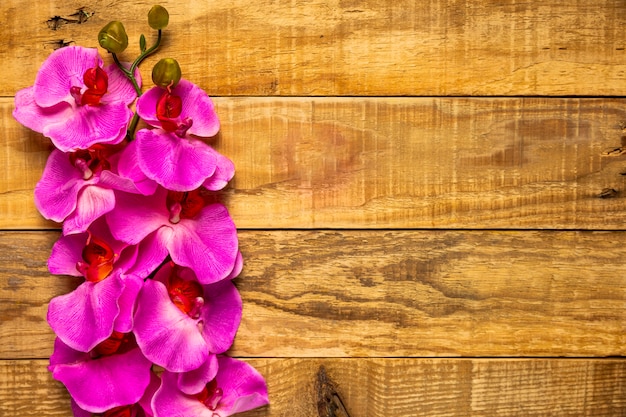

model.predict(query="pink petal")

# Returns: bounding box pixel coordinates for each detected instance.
[125,230,170,278]
[136,80,220,137]
[115,140,158,195]
[34,46,101,107]
[34,149,85,223]
[134,279,209,372]
[215,356,269,415]
[44,102,131,152]
[152,371,215,417]
[13,86,73,134]
[62,185,116,235]
[47,274,124,352]
[50,339,152,413]
[200,279,242,354]
[177,354,219,395]
[202,150,235,191]
[135,129,218,191]
[113,275,144,333]
[168,204,239,284]
[105,63,141,105]
[106,189,169,245]
[48,232,86,276]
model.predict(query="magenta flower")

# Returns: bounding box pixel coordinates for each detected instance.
[134,79,234,191]
[133,262,242,372]
[152,356,269,417]
[106,186,240,284]
[46,219,161,352]
[13,46,139,152]
[49,333,153,413]
[35,142,157,235]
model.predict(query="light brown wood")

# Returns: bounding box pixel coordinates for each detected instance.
[3,0,626,96]
[3,97,626,230]
[2,231,625,359]
[1,358,625,417]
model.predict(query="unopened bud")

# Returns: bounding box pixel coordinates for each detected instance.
[148,5,169,30]
[152,58,182,88]
[98,21,129,54]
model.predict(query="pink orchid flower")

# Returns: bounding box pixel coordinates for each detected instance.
[13,46,139,152]
[47,219,165,352]
[49,333,153,413]
[106,186,241,284]
[133,263,242,372]
[34,142,157,235]
[152,356,269,417]
[134,79,234,191]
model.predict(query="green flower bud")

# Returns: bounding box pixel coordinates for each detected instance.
[148,5,169,30]
[152,58,182,88]
[98,21,129,54]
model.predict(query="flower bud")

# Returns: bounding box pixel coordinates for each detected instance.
[148,5,169,30]
[152,58,182,88]
[98,21,129,54]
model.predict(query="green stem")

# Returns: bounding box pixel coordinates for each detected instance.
[111,29,163,140]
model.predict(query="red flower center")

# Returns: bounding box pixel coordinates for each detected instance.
[166,188,207,224]
[195,378,223,411]
[70,64,108,106]
[69,144,113,180]
[76,234,116,283]
[156,86,192,137]
[92,404,144,417]
[167,265,205,319]
[92,331,128,357]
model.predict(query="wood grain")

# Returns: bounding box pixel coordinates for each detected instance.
[3,97,626,230]
[3,0,626,96]
[2,358,625,417]
[2,230,624,359]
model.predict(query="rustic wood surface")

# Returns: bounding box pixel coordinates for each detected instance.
[2,231,625,359]
[2,0,626,96]
[1,0,625,416]
[2,359,625,417]
[3,97,626,230]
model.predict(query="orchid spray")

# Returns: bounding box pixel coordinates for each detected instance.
[13,6,268,416]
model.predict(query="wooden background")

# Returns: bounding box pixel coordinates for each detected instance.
[1,0,625,415]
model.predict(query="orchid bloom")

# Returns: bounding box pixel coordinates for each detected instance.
[13,46,139,152]
[34,141,156,235]
[134,79,234,191]
[49,333,153,413]
[106,186,241,284]
[133,262,242,372]
[152,356,269,417]
[46,219,158,352]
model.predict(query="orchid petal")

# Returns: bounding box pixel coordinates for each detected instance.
[44,102,131,152]
[13,86,73,134]
[134,279,209,372]
[168,204,238,284]
[113,275,144,333]
[34,46,101,107]
[50,338,152,413]
[202,150,235,191]
[47,273,124,352]
[62,185,116,235]
[135,129,218,191]
[177,354,219,395]
[200,279,242,354]
[34,149,85,223]
[105,63,141,105]
[215,356,269,415]
[106,189,169,245]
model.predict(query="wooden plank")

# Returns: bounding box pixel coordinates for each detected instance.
[2,230,625,359]
[3,97,626,230]
[1,358,625,416]
[3,0,626,96]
